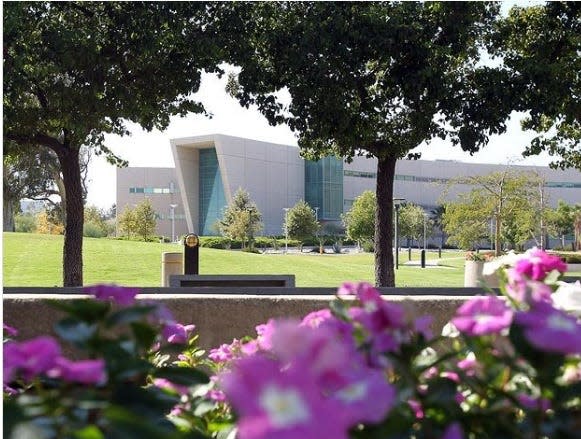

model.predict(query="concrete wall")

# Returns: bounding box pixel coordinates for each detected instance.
[4,293,469,355]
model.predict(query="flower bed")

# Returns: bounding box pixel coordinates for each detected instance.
[4,249,581,438]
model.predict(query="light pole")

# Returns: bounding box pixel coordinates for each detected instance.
[423,212,428,251]
[170,204,177,243]
[393,198,405,270]
[283,208,290,254]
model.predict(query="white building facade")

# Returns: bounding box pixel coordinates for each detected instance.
[116,134,581,239]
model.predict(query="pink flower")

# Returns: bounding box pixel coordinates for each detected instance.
[49,358,106,385]
[209,342,237,363]
[506,271,553,304]
[408,399,424,419]
[517,394,551,411]
[84,284,139,306]
[163,323,196,344]
[3,323,18,337]
[441,422,464,439]
[330,368,396,425]
[221,355,349,439]
[451,296,513,336]
[515,301,581,354]
[153,378,189,395]
[4,336,61,382]
[513,248,567,281]
[300,309,332,328]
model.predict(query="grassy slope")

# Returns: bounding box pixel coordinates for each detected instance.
[3,232,466,287]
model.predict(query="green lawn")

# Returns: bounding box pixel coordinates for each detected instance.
[3,232,466,288]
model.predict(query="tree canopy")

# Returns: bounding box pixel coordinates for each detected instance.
[218,188,263,249]
[225,2,512,285]
[284,200,319,251]
[342,190,376,247]
[3,2,225,285]
[490,2,581,170]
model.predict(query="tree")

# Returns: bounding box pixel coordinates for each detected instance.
[133,200,157,242]
[442,170,539,254]
[490,3,581,170]
[284,200,319,252]
[4,2,225,285]
[430,205,447,248]
[546,200,581,249]
[442,202,490,251]
[218,188,263,249]
[399,204,432,249]
[118,206,137,239]
[342,191,376,249]
[3,148,57,232]
[84,206,112,238]
[224,2,513,286]
[36,210,65,235]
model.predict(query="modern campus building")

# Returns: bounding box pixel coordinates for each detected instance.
[117,134,581,241]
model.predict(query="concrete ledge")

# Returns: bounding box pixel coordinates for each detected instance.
[3,294,470,353]
[3,286,492,296]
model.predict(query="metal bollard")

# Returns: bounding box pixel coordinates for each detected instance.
[420,249,426,268]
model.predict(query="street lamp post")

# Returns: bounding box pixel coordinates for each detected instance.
[423,212,428,251]
[393,198,405,270]
[283,208,290,254]
[170,204,177,243]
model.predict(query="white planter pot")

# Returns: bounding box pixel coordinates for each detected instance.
[464,261,485,288]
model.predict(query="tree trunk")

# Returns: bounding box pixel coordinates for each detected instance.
[3,198,16,232]
[375,155,397,287]
[57,146,84,286]
[495,214,502,257]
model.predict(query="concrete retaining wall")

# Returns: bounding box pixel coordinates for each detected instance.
[3,293,469,353]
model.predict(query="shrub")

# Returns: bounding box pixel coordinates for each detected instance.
[5,249,581,439]
[83,221,107,238]
[14,213,36,233]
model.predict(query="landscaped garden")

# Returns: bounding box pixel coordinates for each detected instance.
[3,232,469,288]
[5,249,581,438]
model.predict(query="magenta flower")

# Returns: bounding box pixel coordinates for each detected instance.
[451,296,513,336]
[49,358,106,385]
[163,323,196,344]
[221,355,349,439]
[300,309,332,328]
[209,340,240,363]
[331,368,396,425]
[506,271,553,304]
[4,336,61,381]
[153,378,189,395]
[408,399,424,419]
[441,422,464,439]
[513,248,567,281]
[84,284,139,306]
[515,301,581,354]
[517,394,551,411]
[3,323,18,337]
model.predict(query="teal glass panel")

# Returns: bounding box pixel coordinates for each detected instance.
[305,156,343,220]
[199,148,226,235]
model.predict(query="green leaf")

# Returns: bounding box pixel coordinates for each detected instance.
[55,318,98,345]
[105,305,157,327]
[131,321,158,350]
[153,366,210,386]
[74,425,105,439]
[47,299,111,323]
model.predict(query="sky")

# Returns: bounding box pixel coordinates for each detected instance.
[85,0,552,209]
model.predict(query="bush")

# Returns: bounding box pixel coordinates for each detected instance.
[548,251,581,264]
[14,213,36,233]
[83,221,107,238]
[361,239,374,252]
[5,250,581,439]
